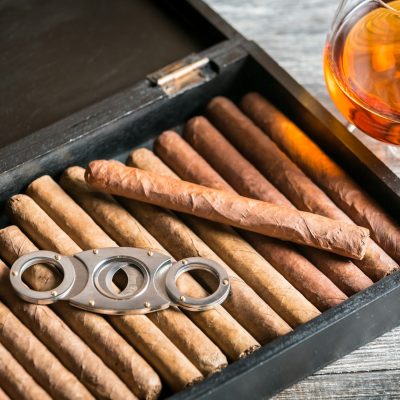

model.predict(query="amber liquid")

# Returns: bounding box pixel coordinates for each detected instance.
[324,1,400,144]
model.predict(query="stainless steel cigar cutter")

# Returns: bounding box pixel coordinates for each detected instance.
[10,247,230,315]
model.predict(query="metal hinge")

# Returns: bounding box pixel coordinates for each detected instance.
[147,55,216,96]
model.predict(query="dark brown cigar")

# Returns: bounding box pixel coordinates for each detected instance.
[128,148,321,327]
[241,92,400,276]
[156,128,351,306]
[125,154,293,340]
[181,118,373,295]
[85,160,370,260]
[207,97,397,279]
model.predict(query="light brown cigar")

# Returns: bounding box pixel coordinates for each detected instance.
[0,299,92,400]
[241,93,400,275]
[183,119,372,295]
[126,154,292,340]
[113,200,260,360]
[61,166,260,359]
[8,195,203,391]
[26,175,117,250]
[0,341,51,400]
[207,95,396,280]
[158,129,350,307]
[120,202,290,341]
[128,149,294,332]
[27,176,230,376]
[0,258,95,400]
[0,230,141,400]
[6,203,161,400]
[58,171,239,366]
[128,148,320,327]
[109,315,203,392]
[0,225,62,291]
[85,159,369,260]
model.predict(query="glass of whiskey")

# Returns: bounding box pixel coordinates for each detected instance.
[324,0,400,145]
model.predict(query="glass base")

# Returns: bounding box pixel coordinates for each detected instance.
[388,144,400,158]
[347,123,400,168]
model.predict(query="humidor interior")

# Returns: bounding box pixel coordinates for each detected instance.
[1,1,400,399]
[0,0,225,148]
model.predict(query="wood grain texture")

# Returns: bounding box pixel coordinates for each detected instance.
[205,0,400,398]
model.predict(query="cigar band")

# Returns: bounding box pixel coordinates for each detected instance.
[10,247,230,314]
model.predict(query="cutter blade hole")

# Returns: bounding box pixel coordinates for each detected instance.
[177,265,220,299]
[21,261,63,291]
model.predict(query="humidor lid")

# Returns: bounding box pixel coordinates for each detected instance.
[0,0,236,149]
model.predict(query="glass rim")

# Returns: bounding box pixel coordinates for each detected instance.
[376,0,400,15]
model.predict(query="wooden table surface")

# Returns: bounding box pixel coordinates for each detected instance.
[205,1,400,398]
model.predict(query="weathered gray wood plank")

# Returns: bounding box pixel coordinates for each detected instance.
[274,370,400,399]
[205,0,400,397]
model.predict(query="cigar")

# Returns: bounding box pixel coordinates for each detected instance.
[61,166,261,359]
[0,341,51,400]
[129,148,321,327]
[85,159,369,260]
[213,94,398,280]
[31,174,231,376]
[5,204,162,400]
[8,193,203,390]
[0,226,62,291]
[26,176,117,249]
[0,298,93,400]
[127,152,293,340]
[119,200,291,342]
[0,257,96,400]
[157,129,351,307]
[25,179,227,380]
[241,93,400,276]
[148,136,232,193]
[0,232,143,400]
[182,118,373,295]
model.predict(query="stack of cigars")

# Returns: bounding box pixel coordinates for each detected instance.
[1,93,399,400]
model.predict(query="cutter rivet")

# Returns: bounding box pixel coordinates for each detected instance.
[147,251,153,257]
[93,249,99,254]
[89,300,95,307]
[11,270,18,277]
[51,290,58,297]
[54,254,61,261]
[223,279,229,285]
[144,302,151,308]
[180,295,186,302]
[182,259,188,265]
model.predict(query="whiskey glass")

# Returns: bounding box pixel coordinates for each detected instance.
[324,0,400,145]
